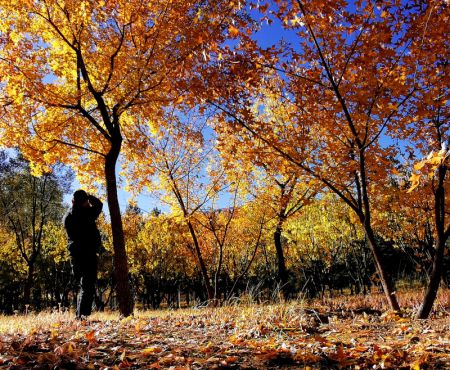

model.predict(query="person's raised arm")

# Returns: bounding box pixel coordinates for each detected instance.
[88,195,103,220]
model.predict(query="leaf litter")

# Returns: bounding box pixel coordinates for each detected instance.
[0,300,449,369]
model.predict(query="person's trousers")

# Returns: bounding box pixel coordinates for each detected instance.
[71,255,97,318]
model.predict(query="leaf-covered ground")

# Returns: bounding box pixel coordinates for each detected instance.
[0,291,449,369]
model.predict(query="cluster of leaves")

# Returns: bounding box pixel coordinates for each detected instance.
[408,145,450,193]
[0,290,449,369]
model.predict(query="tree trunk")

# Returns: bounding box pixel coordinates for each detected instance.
[24,262,34,307]
[187,220,214,301]
[214,244,224,301]
[105,142,134,316]
[364,224,400,311]
[358,150,400,312]
[416,238,446,318]
[417,165,448,319]
[274,220,289,299]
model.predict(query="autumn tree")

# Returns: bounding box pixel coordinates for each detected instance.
[209,0,440,311]
[125,210,197,308]
[39,221,73,308]
[129,115,230,302]
[0,0,245,315]
[219,202,268,300]
[0,151,69,308]
[0,221,27,312]
[196,185,240,301]
[216,95,318,298]
[219,158,316,299]
[394,1,450,318]
[285,193,369,296]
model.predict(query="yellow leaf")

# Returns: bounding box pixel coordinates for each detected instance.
[142,347,163,356]
[148,121,159,136]
[388,103,398,111]
[120,350,126,361]
[134,323,141,333]
[120,316,132,324]
[413,160,425,172]
[291,15,304,26]
[50,329,58,340]
[9,30,21,45]
[407,173,421,193]
[429,155,443,166]
[200,341,214,353]
[67,342,74,354]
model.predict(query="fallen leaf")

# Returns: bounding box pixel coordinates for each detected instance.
[142,346,163,356]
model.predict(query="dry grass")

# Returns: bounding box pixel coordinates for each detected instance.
[0,288,448,335]
[308,287,450,313]
[0,290,449,369]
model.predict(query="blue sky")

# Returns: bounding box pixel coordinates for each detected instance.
[63,173,163,215]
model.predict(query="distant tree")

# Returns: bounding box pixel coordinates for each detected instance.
[216,94,319,298]
[0,222,26,313]
[139,119,226,302]
[0,151,71,308]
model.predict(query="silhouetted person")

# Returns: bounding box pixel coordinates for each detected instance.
[63,189,103,319]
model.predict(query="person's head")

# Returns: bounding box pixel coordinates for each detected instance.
[72,189,89,209]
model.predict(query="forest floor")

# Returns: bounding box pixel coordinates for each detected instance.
[0,290,449,369]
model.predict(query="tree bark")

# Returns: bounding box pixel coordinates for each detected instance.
[274,220,289,299]
[417,165,448,319]
[358,149,400,312]
[24,262,34,306]
[105,141,134,316]
[363,222,400,311]
[187,220,215,301]
[416,238,446,318]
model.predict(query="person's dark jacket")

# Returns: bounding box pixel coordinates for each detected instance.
[63,195,103,257]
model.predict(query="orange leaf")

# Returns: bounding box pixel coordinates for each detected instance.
[228,25,239,37]
[353,346,369,353]
[85,330,96,343]
[224,356,239,364]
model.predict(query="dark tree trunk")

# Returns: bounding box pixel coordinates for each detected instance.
[274,220,289,299]
[24,262,34,306]
[187,220,214,301]
[214,244,224,301]
[364,223,400,311]
[417,165,448,319]
[417,238,446,318]
[105,141,133,316]
[358,151,400,312]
